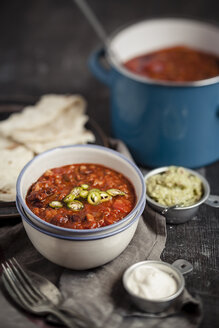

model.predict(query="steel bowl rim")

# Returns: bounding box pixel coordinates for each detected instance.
[123,260,185,304]
[144,166,210,211]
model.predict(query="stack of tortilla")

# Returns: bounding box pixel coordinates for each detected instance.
[0,94,95,202]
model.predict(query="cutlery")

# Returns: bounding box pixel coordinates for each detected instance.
[73,0,118,61]
[1,258,92,327]
[73,0,108,49]
[161,203,183,215]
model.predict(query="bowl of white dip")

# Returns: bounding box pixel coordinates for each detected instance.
[123,260,192,313]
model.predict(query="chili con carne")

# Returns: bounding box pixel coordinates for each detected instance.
[26,163,136,229]
[124,45,219,82]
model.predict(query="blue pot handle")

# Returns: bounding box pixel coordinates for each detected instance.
[89,48,112,86]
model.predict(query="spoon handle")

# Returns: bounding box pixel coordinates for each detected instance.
[73,0,108,47]
[161,204,178,215]
[47,307,74,328]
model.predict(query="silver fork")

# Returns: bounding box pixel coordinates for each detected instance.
[1,258,75,328]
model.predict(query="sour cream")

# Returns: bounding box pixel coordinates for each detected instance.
[126,265,178,300]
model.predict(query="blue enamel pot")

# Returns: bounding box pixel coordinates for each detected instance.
[89,18,219,168]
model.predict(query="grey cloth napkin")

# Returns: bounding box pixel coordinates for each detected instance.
[59,206,202,328]
[0,139,202,328]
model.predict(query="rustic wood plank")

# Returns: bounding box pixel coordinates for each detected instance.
[162,162,219,328]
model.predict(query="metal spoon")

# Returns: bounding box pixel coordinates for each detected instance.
[73,0,108,48]
[161,204,184,215]
[72,0,118,61]
[161,195,219,216]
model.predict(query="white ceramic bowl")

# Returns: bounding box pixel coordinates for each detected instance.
[17,197,145,270]
[16,145,146,236]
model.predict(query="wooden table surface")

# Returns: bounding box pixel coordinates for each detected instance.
[0,1,218,327]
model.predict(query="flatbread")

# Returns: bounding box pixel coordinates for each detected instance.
[0,136,20,150]
[0,146,34,201]
[26,130,95,154]
[0,94,85,137]
[0,94,95,201]
[11,103,87,144]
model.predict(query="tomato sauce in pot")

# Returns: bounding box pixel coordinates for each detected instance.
[26,163,136,229]
[123,45,219,82]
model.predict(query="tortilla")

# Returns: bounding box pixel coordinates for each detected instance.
[0,136,20,150]
[0,146,34,201]
[0,94,86,137]
[0,94,95,201]
[11,103,87,144]
[0,94,95,152]
[27,130,95,154]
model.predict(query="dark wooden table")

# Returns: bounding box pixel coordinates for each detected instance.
[0,1,218,327]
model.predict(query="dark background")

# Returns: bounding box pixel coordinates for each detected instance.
[0,1,219,327]
[0,0,219,134]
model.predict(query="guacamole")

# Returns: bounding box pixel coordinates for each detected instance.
[146,166,203,207]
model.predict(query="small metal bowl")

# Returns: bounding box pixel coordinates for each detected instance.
[123,259,192,313]
[144,166,218,224]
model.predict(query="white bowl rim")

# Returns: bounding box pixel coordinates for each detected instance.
[17,195,145,241]
[123,260,185,303]
[16,144,146,234]
[107,16,219,87]
[144,166,210,210]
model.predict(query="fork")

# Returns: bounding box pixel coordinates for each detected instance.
[1,258,75,328]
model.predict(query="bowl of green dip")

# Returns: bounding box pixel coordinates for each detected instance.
[144,166,211,224]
